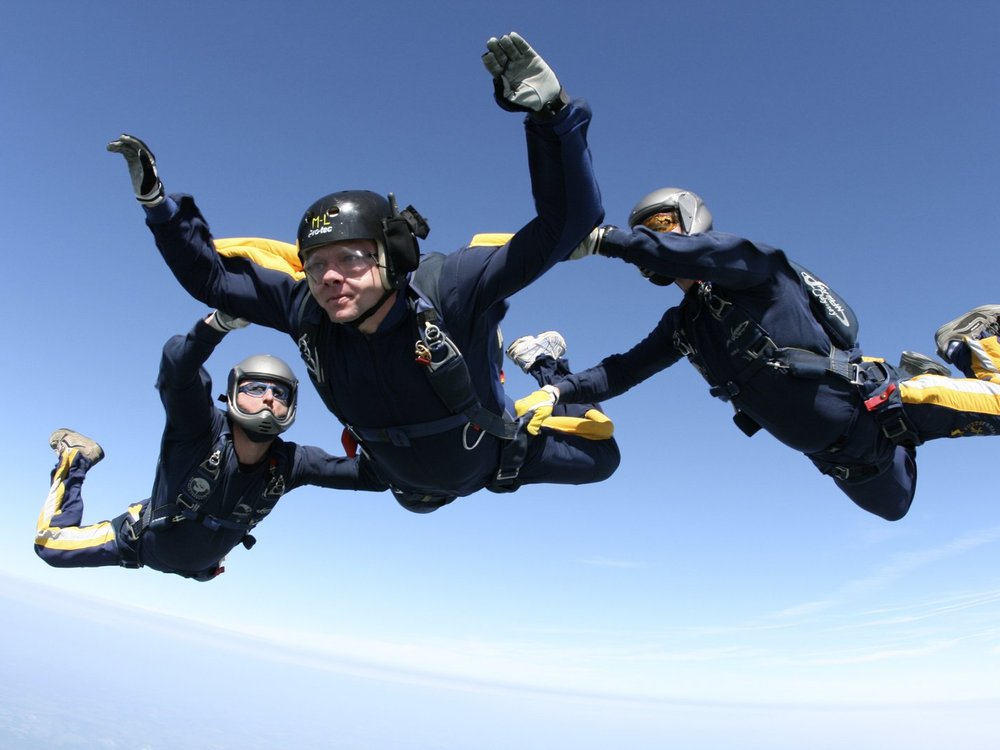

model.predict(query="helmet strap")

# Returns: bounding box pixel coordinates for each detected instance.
[350,287,395,330]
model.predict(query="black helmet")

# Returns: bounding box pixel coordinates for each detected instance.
[628,187,713,235]
[225,354,298,440]
[296,190,429,290]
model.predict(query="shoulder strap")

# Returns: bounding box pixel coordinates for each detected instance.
[409,252,447,311]
[148,429,288,535]
[296,292,348,423]
[407,254,517,440]
[226,447,289,529]
[172,430,232,520]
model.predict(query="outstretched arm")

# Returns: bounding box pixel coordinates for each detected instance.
[157,314,242,440]
[462,33,602,312]
[515,308,683,435]
[291,448,390,493]
[599,227,775,290]
[108,134,302,332]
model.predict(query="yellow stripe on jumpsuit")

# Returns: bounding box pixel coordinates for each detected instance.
[899,335,1000,438]
[35,446,142,567]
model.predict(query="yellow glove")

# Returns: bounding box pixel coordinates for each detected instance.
[514,385,560,435]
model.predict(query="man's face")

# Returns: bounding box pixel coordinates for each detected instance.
[303,239,385,324]
[235,379,291,419]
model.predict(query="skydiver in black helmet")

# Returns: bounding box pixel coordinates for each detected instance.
[108,32,620,514]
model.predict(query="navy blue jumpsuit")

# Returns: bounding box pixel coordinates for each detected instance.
[141,100,620,510]
[554,226,1000,520]
[35,319,387,580]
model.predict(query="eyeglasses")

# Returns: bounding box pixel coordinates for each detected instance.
[303,248,377,282]
[641,211,681,233]
[237,381,292,404]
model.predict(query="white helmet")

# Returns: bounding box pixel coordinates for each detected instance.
[225,354,298,440]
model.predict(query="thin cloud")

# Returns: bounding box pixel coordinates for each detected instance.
[574,556,645,569]
[757,527,1000,628]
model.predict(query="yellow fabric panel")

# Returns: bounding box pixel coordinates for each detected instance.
[35,450,117,550]
[900,375,1000,416]
[35,449,131,551]
[214,235,507,279]
[36,450,73,533]
[540,408,615,440]
[468,233,514,247]
[214,237,305,280]
[35,520,117,551]
[968,336,1000,382]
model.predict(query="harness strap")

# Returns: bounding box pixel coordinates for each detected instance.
[690,281,860,393]
[388,413,533,510]
[852,360,923,447]
[116,508,145,569]
[770,346,855,381]
[707,341,856,403]
[418,333,519,439]
[491,416,531,489]
[694,282,785,402]
[813,451,895,482]
[690,283,922,454]
[347,413,470,446]
[413,298,519,441]
[118,507,225,578]
[809,359,923,481]
[118,498,232,580]
[133,434,286,546]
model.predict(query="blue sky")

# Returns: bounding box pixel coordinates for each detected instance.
[3,1,1000,747]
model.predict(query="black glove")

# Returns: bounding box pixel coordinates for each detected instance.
[106,134,164,207]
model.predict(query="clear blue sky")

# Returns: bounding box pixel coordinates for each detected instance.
[3,1,1000,748]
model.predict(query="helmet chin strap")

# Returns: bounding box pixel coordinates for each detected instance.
[349,279,397,330]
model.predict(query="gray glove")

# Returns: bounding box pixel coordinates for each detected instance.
[207,310,250,333]
[106,134,164,207]
[482,32,565,116]
[567,226,614,261]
